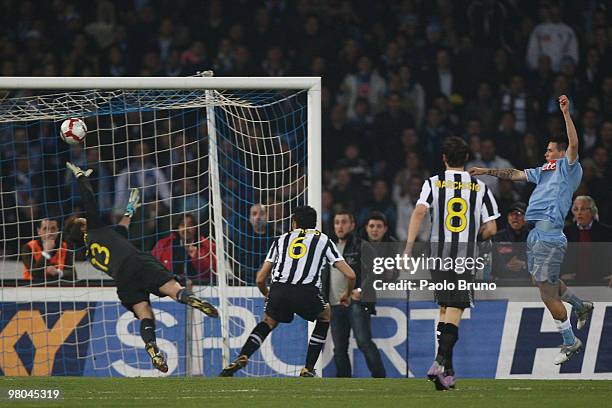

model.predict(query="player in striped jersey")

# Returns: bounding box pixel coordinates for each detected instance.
[404,136,500,390]
[220,206,356,377]
[469,95,592,366]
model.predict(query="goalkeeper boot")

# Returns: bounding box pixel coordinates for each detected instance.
[299,368,317,377]
[576,301,594,330]
[553,338,583,365]
[185,295,219,318]
[145,341,168,373]
[219,355,248,377]
[427,360,450,391]
[443,369,456,389]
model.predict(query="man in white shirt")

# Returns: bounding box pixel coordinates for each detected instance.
[526,4,578,72]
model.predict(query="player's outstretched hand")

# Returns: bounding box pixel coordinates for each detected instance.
[66,162,93,178]
[124,188,141,218]
[468,167,486,176]
[559,95,570,115]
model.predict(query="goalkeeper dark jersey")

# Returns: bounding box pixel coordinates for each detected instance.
[77,176,141,278]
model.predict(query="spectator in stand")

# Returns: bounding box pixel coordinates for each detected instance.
[516,131,543,172]
[496,180,522,228]
[491,202,531,284]
[501,75,534,133]
[336,144,372,189]
[526,3,578,72]
[494,111,523,161]
[236,204,277,285]
[114,141,172,218]
[466,138,514,197]
[529,54,555,101]
[397,65,426,127]
[393,175,431,243]
[321,191,334,235]
[579,47,603,97]
[600,121,612,152]
[546,75,575,115]
[357,180,397,234]
[424,49,461,104]
[374,93,415,152]
[342,56,387,117]
[324,104,352,164]
[580,109,600,157]
[563,196,612,285]
[463,81,499,134]
[322,211,386,378]
[422,107,451,173]
[152,213,215,284]
[21,217,75,282]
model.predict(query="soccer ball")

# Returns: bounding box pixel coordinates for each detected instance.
[60,118,87,144]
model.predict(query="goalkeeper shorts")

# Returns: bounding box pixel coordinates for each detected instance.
[115,253,175,316]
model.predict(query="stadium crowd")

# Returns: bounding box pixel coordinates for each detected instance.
[1,0,612,284]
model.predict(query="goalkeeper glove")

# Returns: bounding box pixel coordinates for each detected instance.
[124,188,141,218]
[66,161,93,178]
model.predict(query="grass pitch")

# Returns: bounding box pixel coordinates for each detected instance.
[1,377,611,408]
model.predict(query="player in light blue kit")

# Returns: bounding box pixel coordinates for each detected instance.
[469,95,593,365]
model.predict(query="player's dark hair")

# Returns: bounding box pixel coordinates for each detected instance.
[442,136,469,167]
[548,135,568,151]
[366,211,388,226]
[334,210,355,224]
[292,206,317,229]
[64,216,84,245]
[174,213,196,229]
[38,217,59,228]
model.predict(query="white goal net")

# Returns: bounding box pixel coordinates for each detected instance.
[0,76,321,377]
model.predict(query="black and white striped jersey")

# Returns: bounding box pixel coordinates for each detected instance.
[265,229,344,287]
[417,170,500,260]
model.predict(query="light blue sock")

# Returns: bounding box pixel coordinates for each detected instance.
[561,289,585,311]
[554,318,576,346]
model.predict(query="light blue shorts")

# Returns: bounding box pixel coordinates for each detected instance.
[526,221,567,284]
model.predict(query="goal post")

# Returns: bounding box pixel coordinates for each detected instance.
[0,76,321,377]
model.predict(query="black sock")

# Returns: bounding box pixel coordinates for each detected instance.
[176,288,193,304]
[436,322,444,343]
[306,320,329,371]
[140,318,157,345]
[436,323,458,370]
[239,322,272,357]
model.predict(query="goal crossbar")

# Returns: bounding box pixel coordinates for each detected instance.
[0,76,321,90]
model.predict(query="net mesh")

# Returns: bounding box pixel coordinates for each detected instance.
[0,86,312,377]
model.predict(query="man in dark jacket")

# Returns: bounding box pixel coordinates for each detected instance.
[491,202,532,283]
[563,196,612,285]
[321,211,386,378]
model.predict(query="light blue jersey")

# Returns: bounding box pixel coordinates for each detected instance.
[524,156,582,229]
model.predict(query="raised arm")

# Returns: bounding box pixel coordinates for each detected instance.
[468,167,527,181]
[118,188,141,228]
[559,95,578,163]
[67,162,105,229]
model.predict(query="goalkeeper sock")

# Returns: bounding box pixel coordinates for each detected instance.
[561,288,585,311]
[436,322,444,343]
[436,323,458,368]
[554,318,577,346]
[239,322,272,357]
[140,318,157,345]
[305,320,329,371]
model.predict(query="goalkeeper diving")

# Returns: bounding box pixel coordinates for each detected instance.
[65,162,218,373]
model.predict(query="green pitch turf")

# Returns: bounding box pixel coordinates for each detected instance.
[1,377,611,408]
